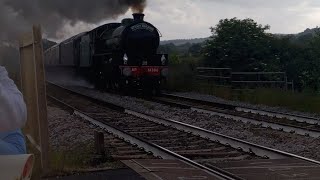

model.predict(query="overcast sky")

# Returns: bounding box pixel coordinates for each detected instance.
[60,0,320,41]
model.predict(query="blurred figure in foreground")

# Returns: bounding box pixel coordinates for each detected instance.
[0,66,27,155]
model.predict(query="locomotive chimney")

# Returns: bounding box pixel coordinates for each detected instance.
[133,13,145,21]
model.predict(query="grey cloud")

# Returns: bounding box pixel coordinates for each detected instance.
[146,0,320,40]
[201,0,305,8]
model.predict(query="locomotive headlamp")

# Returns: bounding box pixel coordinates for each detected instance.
[123,67,132,76]
[123,54,128,65]
[161,55,166,65]
[161,68,169,77]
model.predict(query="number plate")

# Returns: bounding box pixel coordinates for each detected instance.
[147,68,159,73]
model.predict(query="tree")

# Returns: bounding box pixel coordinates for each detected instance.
[268,28,320,91]
[202,19,320,91]
[203,18,272,71]
[300,28,320,91]
[188,43,202,57]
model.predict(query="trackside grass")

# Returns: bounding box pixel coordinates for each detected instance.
[166,63,320,114]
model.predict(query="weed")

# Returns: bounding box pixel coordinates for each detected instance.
[166,61,320,114]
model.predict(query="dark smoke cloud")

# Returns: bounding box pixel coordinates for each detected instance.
[0,44,19,79]
[131,1,147,13]
[0,0,146,41]
[0,0,146,78]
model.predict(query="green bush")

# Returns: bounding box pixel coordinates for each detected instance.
[165,56,199,91]
[166,63,195,91]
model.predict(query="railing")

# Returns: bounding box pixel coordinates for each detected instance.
[196,67,294,91]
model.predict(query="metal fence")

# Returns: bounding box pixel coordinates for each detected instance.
[196,67,294,91]
[196,67,232,87]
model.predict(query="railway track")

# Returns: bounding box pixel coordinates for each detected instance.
[153,93,320,138]
[46,82,320,179]
[48,100,155,163]
[47,83,233,179]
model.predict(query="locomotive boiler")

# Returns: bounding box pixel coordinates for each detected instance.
[45,13,168,94]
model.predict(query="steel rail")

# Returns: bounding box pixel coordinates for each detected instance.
[161,93,320,126]
[192,108,320,138]
[47,94,238,180]
[151,96,320,138]
[47,82,320,166]
[236,107,320,124]
[162,93,320,124]
[125,110,320,165]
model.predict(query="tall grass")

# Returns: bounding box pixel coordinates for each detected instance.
[232,88,320,113]
[166,60,320,114]
[165,63,196,91]
[164,55,198,91]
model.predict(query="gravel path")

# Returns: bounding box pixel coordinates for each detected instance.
[65,86,320,161]
[47,104,134,173]
[48,105,100,151]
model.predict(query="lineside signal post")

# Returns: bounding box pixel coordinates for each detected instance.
[19,25,49,174]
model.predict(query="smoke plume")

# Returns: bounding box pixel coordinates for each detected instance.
[0,0,146,79]
[131,1,147,13]
[0,0,147,42]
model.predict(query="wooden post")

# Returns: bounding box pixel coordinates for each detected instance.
[94,131,105,155]
[19,25,49,172]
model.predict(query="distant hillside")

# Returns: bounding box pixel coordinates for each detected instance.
[42,27,319,53]
[161,28,319,46]
[274,28,319,44]
[291,27,319,44]
[297,27,319,37]
[161,38,209,46]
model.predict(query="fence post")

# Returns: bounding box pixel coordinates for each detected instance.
[94,131,105,155]
[19,25,49,173]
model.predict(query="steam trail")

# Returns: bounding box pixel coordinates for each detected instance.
[0,0,147,41]
[0,0,146,76]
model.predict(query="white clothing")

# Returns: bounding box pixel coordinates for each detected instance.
[0,66,27,132]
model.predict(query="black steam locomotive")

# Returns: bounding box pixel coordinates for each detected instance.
[45,13,168,94]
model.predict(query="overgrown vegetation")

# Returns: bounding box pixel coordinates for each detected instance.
[188,83,320,113]
[233,88,320,113]
[162,17,320,113]
[204,18,320,91]
[27,140,125,178]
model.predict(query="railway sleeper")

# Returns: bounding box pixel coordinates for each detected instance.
[180,151,245,158]
[196,155,254,163]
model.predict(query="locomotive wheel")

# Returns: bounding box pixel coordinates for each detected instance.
[105,80,113,92]
[94,80,101,91]
[150,86,161,96]
[142,86,153,97]
[96,79,104,92]
[154,87,161,96]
